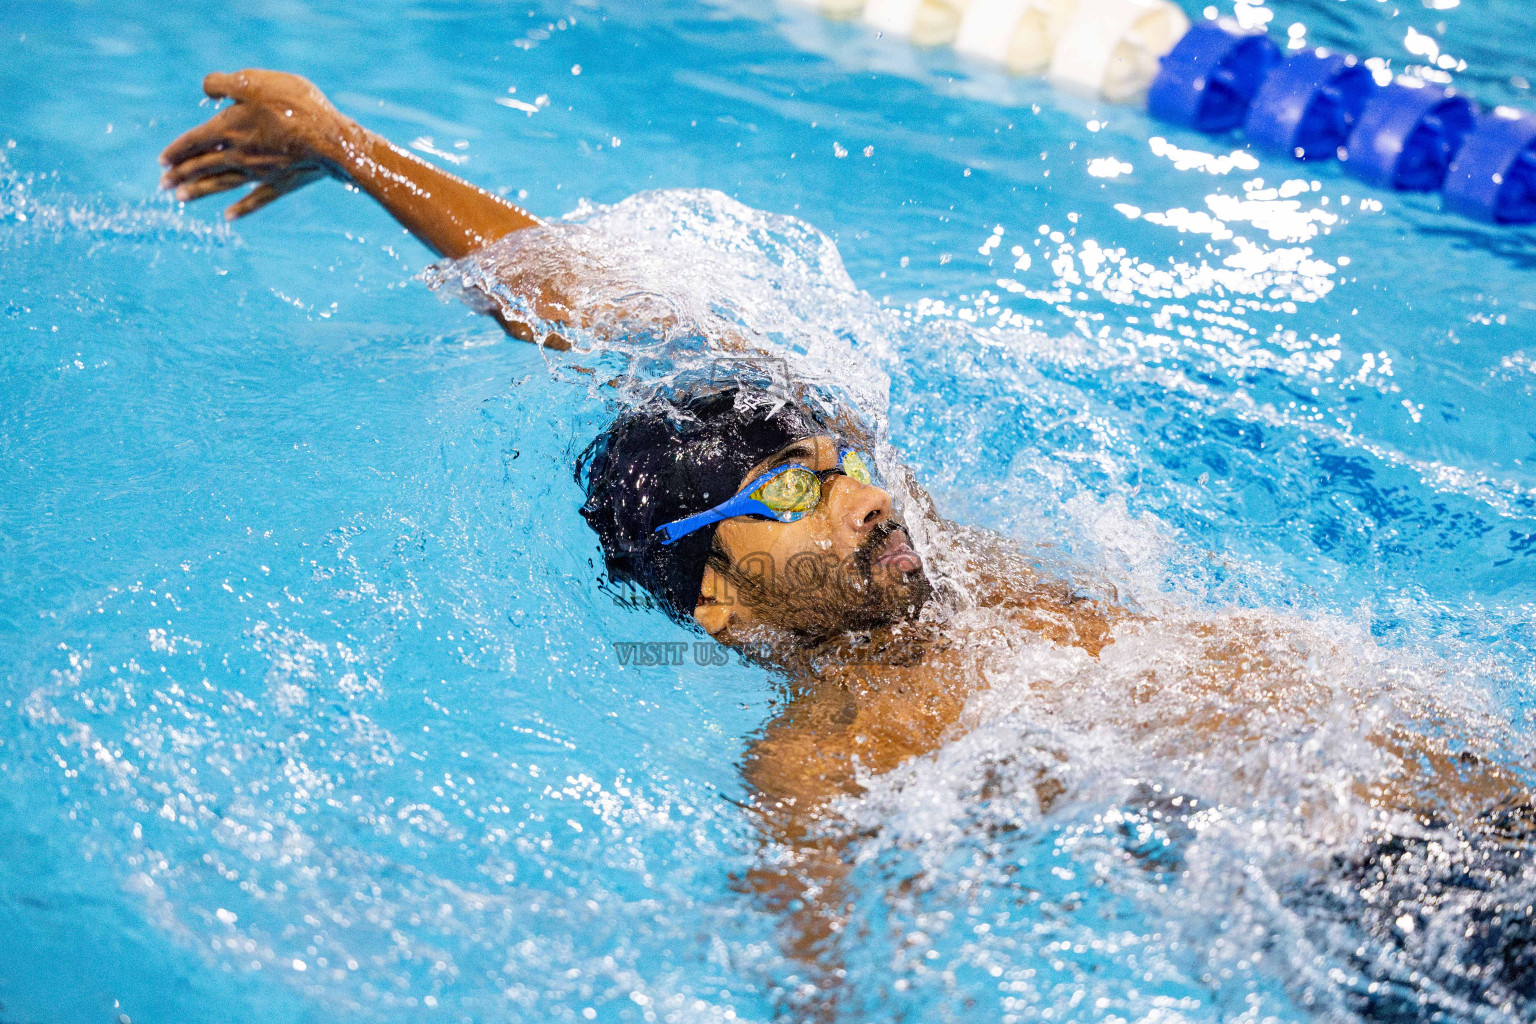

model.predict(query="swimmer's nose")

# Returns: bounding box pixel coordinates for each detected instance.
[836,478,892,536]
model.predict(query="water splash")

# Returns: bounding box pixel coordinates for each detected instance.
[0,149,229,249]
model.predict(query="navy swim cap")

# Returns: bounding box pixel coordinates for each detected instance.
[577,385,822,624]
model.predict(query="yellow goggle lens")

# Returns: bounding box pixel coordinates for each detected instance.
[841,449,873,485]
[751,467,821,517]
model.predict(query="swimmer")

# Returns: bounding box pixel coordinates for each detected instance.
[161,70,1535,1020]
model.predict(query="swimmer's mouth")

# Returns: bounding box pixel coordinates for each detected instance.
[873,530,922,572]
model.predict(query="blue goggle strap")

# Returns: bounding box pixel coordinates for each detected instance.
[653,465,804,546]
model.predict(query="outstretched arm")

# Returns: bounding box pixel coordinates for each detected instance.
[160,70,539,258]
[159,69,591,345]
[157,69,832,357]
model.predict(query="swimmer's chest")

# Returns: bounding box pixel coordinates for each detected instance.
[809,649,978,771]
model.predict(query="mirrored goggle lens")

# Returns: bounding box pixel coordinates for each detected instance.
[840,448,875,485]
[750,467,821,520]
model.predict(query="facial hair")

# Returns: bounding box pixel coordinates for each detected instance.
[729,520,935,641]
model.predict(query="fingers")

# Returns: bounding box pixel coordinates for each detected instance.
[161,149,286,190]
[202,70,249,102]
[175,171,249,203]
[159,71,262,168]
[160,150,236,189]
[224,182,286,221]
[223,166,324,220]
[158,104,246,168]
[158,126,218,170]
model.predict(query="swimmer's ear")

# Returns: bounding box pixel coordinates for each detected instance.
[693,565,735,636]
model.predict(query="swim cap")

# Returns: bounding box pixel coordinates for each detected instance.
[577,385,822,624]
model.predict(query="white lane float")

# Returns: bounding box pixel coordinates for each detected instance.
[1047,0,1188,102]
[953,0,1079,75]
[863,0,974,47]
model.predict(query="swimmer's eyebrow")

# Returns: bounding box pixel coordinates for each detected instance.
[739,439,827,492]
[765,441,819,470]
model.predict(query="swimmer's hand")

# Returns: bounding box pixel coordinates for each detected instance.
[159,70,352,220]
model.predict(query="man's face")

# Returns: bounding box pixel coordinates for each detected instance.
[699,435,933,638]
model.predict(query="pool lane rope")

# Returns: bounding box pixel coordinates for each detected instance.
[784,0,1536,225]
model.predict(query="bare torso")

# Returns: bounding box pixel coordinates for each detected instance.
[734,526,1527,1009]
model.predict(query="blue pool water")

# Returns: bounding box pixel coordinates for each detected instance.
[3,1,1536,1021]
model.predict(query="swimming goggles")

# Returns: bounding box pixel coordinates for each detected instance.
[654,447,880,546]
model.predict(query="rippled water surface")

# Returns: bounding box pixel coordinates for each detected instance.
[3,1,1536,1022]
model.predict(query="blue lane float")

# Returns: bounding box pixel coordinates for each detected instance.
[1143,21,1532,223]
[1341,81,1476,191]
[1243,50,1378,162]
[789,2,1536,225]
[1443,110,1536,224]
[1146,22,1279,133]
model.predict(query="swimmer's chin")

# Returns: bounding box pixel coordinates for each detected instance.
[871,562,936,625]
